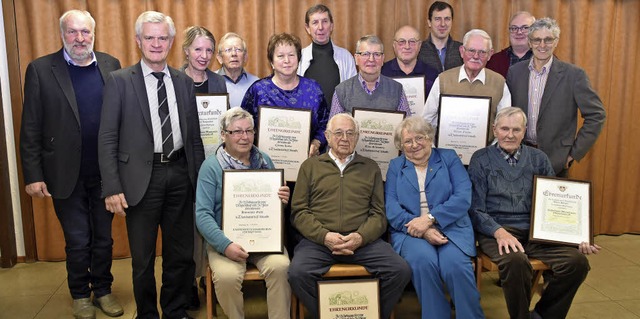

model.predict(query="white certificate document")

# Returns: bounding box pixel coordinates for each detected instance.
[352,108,404,181]
[257,106,311,182]
[221,169,284,253]
[392,76,425,117]
[436,95,491,165]
[196,94,229,158]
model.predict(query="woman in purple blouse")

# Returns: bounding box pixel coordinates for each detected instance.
[241,33,329,156]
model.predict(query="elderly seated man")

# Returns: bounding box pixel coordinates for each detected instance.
[468,107,600,319]
[288,113,411,319]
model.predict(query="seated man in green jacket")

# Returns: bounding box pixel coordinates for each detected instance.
[288,113,411,319]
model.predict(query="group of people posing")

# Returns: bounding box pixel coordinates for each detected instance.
[20,1,606,319]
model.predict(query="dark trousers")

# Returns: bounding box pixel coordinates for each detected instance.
[288,238,412,319]
[126,158,195,319]
[52,175,115,299]
[477,227,590,319]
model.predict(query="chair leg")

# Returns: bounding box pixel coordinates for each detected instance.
[531,270,544,296]
[206,266,216,319]
[475,256,483,290]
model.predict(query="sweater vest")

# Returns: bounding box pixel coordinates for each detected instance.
[439,66,505,141]
[335,75,403,114]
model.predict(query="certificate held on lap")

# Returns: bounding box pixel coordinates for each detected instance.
[257,106,311,182]
[222,169,284,253]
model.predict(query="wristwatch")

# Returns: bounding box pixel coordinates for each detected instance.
[427,213,436,223]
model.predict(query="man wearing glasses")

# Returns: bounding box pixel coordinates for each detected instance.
[506,17,606,177]
[423,29,511,143]
[486,11,536,78]
[215,32,259,107]
[381,25,439,108]
[330,35,411,118]
[289,113,411,319]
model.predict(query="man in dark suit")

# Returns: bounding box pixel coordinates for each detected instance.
[98,11,204,319]
[507,17,606,176]
[20,10,122,319]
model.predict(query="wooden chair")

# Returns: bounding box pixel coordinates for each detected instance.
[295,264,395,319]
[205,264,299,319]
[475,251,550,298]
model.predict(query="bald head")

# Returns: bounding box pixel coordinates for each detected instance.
[392,25,422,65]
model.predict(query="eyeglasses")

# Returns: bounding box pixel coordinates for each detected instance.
[508,25,530,33]
[330,130,357,139]
[224,129,255,137]
[394,38,420,47]
[402,135,428,147]
[221,47,245,55]
[529,37,557,45]
[356,51,384,60]
[463,47,489,58]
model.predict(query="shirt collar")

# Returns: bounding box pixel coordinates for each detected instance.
[528,56,554,74]
[328,149,355,165]
[458,66,486,84]
[217,67,248,84]
[140,59,170,79]
[63,49,97,66]
[496,143,522,162]
[358,73,381,93]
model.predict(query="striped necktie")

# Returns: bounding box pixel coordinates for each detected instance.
[152,72,173,157]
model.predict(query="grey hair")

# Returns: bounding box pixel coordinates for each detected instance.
[528,17,561,39]
[494,107,527,128]
[510,11,536,25]
[462,29,493,51]
[219,107,254,132]
[135,11,176,38]
[356,35,384,52]
[59,10,95,34]
[393,116,435,150]
[327,113,360,132]
[218,32,248,54]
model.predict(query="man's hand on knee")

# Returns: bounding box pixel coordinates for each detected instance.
[494,228,525,255]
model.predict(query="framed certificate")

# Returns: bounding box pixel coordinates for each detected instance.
[221,169,284,253]
[391,76,425,117]
[318,279,380,319]
[352,108,405,181]
[530,176,593,246]
[257,106,311,182]
[196,94,229,158]
[436,94,491,165]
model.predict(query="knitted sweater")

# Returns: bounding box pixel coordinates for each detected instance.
[468,145,554,237]
[291,152,386,246]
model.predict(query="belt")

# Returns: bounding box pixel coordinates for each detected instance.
[153,148,185,163]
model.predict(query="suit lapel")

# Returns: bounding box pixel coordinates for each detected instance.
[130,63,153,134]
[539,59,564,115]
[51,50,80,125]
[400,157,420,193]
[424,149,442,189]
[170,68,189,138]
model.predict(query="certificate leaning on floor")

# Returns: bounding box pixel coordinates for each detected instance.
[221,169,284,253]
[530,176,593,246]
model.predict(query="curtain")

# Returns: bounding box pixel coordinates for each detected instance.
[9,0,639,260]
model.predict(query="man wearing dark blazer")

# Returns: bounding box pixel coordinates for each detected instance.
[98,11,204,319]
[20,10,122,319]
[507,17,606,176]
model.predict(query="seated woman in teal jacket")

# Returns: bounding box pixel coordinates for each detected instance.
[385,116,484,319]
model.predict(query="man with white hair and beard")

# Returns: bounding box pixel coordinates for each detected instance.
[20,9,122,319]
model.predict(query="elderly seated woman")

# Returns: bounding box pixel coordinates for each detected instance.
[195,107,291,319]
[385,116,485,319]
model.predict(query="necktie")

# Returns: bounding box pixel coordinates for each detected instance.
[152,72,173,158]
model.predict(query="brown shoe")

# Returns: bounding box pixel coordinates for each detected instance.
[72,298,96,319]
[93,294,124,317]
